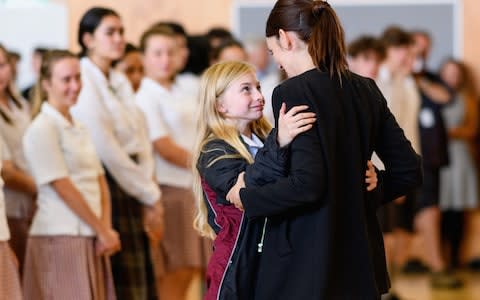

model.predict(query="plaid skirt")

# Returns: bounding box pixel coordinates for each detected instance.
[106,170,157,300]
[22,236,115,300]
[0,241,22,300]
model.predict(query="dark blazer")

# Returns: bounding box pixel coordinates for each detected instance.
[240,69,423,300]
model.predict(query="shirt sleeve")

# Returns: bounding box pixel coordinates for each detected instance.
[23,120,69,186]
[136,93,170,141]
[72,87,160,206]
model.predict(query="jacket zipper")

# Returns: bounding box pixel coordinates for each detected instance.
[258,217,268,253]
[216,213,245,300]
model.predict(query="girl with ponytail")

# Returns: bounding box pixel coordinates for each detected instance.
[225,1,423,298]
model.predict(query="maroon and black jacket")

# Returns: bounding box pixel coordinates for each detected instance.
[197,129,288,300]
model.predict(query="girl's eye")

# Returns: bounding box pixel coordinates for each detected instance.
[242,86,251,92]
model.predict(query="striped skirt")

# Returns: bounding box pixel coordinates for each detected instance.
[0,241,23,300]
[22,236,115,300]
[106,170,157,300]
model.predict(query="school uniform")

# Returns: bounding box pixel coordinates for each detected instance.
[198,129,288,300]
[71,57,160,300]
[136,77,209,276]
[375,66,422,233]
[238,70,422,299]
[0,97,33,270]
[0,134,23,300]
[21,103,115,300]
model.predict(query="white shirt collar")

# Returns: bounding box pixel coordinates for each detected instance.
[41,102,75,128]
[140,77,180,95]
[241,133,264,148]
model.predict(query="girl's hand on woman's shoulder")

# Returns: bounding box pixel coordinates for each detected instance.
[277,103,316,147]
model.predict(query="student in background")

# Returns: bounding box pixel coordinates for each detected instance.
[439,59,479,271]
[376,27,421,278]
[21,47,48,102]
[210,39,248,64]
[0,43,36,273]
[347,35,385,80]
[245,37,282,125]
[136,25,210,300]
[22,49,120,300]
[72,7,163,300]
[0,134,23,300]
[113,43,144,92]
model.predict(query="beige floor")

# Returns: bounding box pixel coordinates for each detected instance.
[186,271,480,300]
[393,271,480,300]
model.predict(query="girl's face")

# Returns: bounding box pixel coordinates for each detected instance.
[116,51,144,91]
[217,72,265,124]
[86,15,125,61]
[143,35,178,82]
[440,62,462,90]
[0,50,12,93]
[43,57,82,109]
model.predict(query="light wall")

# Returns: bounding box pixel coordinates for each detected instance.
[56,0,480,88]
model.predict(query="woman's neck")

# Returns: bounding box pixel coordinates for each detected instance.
[88,54,112,78]
[291,48,316,77]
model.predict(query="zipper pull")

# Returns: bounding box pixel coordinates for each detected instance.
[257,242,263,253]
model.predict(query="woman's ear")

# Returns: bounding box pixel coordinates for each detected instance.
[41,78,50,95]
[82,32,94,52]
[278,29,292,51]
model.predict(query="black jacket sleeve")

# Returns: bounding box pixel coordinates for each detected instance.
[368,79,423,204]
[197,132,289,206]
[240,85,327,218]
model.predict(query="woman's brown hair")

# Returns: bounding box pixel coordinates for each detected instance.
[265,0,348,77]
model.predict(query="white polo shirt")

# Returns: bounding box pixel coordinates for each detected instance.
[136,77,197,188]
[23,103,104,236]
[71,57,160,205]
[0,97,33,218]
[0,135,10,241]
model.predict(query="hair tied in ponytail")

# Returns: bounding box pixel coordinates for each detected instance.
[312,0,329,20]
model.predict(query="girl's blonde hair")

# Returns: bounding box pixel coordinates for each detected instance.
[31,50,77,117]
[192,61,272,239]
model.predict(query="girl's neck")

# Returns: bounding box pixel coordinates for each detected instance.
[149,74,174,90]
[88,54,112,78]
[237,122,252,138]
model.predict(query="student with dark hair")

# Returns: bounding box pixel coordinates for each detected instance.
[226,1,422,298]
[375,26,421,279]
[205,27,233,49]
[72,7,163,300]
[347,35,385,79]
[21,47,48,102]
[210,39,247,64]
[113,43,144,92]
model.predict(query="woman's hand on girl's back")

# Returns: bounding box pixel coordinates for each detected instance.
[277,103,316,147]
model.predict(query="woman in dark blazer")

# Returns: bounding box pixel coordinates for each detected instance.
[226,1,423,299]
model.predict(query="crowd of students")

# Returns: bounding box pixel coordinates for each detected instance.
[0,1,478,300]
